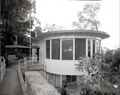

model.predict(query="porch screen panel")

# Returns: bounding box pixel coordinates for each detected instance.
[46,40,50,59]
[52,39,60,59]
[75,38,86,60]
[93,40,95,57]
[62,39,73,60]
[88,39,91,57]
[96,40,100,54]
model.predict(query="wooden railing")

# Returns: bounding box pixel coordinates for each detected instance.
[18,66,28,95]
[18,57,45,71]
[17,57,45,95]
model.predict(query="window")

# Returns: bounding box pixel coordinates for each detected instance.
[52,39,60,59]
[96,40,100,53]
[93,40,95,57]
[46,40,50,59]
[75,38,86,60]
[66,75,76,83]
[62,39,73,60]
[88,39,91,57]
[37,48,39,61]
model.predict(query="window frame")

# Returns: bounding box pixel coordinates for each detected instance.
[46,40,50,59]
[62,38,73,60]
[75,38,86,60]
[52,39,60,59]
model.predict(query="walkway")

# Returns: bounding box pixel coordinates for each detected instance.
[0,64,23,95]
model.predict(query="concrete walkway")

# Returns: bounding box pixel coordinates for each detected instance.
[0,64,23,95]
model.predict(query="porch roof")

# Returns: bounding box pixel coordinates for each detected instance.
[37,29,110,40]
[5,45,30,48]
[5,45,39,49]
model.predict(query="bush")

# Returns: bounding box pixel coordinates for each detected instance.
[112,48,120,69]
[104,50,113,63]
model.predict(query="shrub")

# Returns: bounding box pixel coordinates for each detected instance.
[112,48,120,69]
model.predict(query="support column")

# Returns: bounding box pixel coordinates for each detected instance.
[86,39,88,57]
[46,72,48,80]
[44,41,46,60]
[99,40,101,54]
[73,38,75,60]
[60,75,62,87]
[0,30,1,56]
[60,38,62,60]
[95,40,97,54]
[50,40,52,59]
[90,39,93,58]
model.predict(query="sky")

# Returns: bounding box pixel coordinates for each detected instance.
[35,0,119,50]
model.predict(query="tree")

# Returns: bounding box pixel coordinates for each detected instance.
[75,54,120,94]
[43,24,65,32]
[0,0,35,56]
[104,50,113,63]
[112,48,120,70]
[101,48,120,72]
[73,3,100,31]
[75,57,102,93]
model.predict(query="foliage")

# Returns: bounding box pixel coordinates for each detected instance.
[0,0,34,56]
[75,49,120,94]
[73,3,100,31]
[43,24,65,32]
[102,48,120,72]
[75,51,120,94]
[112,48,120,69]
[75,57,101,92]
[75,57,101,77]
[104,50,113,63]
[80,87,102,95]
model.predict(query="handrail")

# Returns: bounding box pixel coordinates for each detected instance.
[17,66,28,95]
[17,57,46,95]
[18,57,45,71]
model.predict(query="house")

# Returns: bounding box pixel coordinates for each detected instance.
[32,29,109,87]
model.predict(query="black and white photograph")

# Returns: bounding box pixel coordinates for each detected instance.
[0,0,120,95]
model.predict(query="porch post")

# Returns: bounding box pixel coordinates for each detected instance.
[60,75,62,87]
[90,39,93,58]
[73,38,75,60]
[60,38,62,60]
[86,39,88,57]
